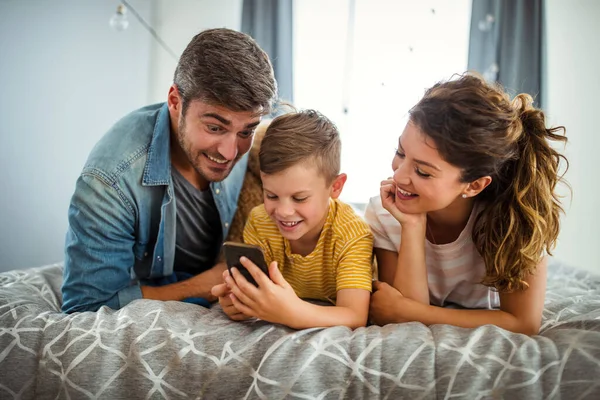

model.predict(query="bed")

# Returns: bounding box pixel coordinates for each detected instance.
[1,259,599,399]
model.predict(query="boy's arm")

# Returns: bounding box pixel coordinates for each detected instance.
[227,227,373,329]
[320,230,374,328]
[227,260,371,329]
[289,289,370,329]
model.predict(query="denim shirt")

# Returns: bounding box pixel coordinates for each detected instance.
[62,103,247,313]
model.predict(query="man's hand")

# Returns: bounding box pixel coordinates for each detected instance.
[226,257,305,327]
[211,277,252,321]
[185,262,228,302]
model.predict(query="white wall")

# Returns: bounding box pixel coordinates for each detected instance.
[0,0,241,272]
[0,0,152,272]
[545,0,600,274]
[148,0,243,103]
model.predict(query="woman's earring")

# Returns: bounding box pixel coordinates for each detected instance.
[462,194,467,199]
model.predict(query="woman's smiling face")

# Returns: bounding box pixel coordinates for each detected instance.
[391,122,468,214]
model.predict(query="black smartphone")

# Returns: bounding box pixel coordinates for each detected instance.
[222,241,270,287]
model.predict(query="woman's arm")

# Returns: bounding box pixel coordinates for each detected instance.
[370,258,548,335]
[497,256,548,334]
[375,248,397,284]
[373,180,430,304]
[375,230,430,305]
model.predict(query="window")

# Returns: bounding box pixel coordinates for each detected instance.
[293,0,472,204]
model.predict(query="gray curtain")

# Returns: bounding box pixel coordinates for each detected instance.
[468,0,543,106]
[242,0,294,107]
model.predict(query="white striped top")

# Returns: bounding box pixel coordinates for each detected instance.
[364,196,499,309]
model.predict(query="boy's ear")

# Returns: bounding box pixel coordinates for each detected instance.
[329,173,347,199]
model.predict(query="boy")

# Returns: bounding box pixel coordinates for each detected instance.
[211,110,374,329]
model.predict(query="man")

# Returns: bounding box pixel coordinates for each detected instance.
[62,28,278,313]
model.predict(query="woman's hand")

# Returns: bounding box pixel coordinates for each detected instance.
[226,257,304,326]
[380,178,427,228]
[369,280,425,325]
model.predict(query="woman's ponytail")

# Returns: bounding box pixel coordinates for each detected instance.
[477,93,568,292]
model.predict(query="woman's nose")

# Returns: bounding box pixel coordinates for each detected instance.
[393,161,410,184]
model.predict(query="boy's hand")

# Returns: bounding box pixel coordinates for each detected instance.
[380,178,426,228]
[211,279,252,321]
[226,258,304,327]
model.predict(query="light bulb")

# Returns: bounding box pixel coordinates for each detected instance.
[478,14,495,32]
[483,63,499,81]
[109,4,129,31]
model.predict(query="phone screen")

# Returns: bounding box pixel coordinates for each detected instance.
[222,242,269,287]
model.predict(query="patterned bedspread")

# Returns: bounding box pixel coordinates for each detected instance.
[1,259,599,399]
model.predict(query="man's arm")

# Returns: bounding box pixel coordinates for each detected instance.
[63,174,139,313]
[141,262,227,302]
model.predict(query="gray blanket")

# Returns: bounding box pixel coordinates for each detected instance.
[1,260,599,399]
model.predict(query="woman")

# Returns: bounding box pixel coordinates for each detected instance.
[365,73,568,335]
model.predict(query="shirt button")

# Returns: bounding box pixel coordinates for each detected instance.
[225,222,229,228]
[157,256,162,262]
[144,252,148,257]
[215,188,220,194]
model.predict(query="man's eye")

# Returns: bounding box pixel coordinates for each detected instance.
[238,129,255,138]
[207,125,221,133]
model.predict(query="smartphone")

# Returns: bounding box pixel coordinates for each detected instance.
[222,241,270,287]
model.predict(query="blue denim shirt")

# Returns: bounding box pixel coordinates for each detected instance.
[62,103,247,313]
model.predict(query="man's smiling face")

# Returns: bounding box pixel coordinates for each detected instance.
[170,90,261,187]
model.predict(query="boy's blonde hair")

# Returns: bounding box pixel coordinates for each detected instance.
[259,109,341,185]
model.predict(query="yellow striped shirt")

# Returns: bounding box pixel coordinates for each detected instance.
[243,199,374,303]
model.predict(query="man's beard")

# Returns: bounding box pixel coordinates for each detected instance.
[176,116,232,183]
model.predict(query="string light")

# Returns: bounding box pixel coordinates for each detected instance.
[109,4,129,31]
[108,2,178,60]
[478,14,495,32]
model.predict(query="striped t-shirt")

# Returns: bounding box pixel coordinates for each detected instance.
[364,196,499,309]
[243,199,374,303]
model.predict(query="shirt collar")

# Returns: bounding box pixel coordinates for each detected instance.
[143,103,172,186]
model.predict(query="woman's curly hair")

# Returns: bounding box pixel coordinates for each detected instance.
[409,73,569,292]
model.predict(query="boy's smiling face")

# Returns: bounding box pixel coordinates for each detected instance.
[261,161,346,252]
